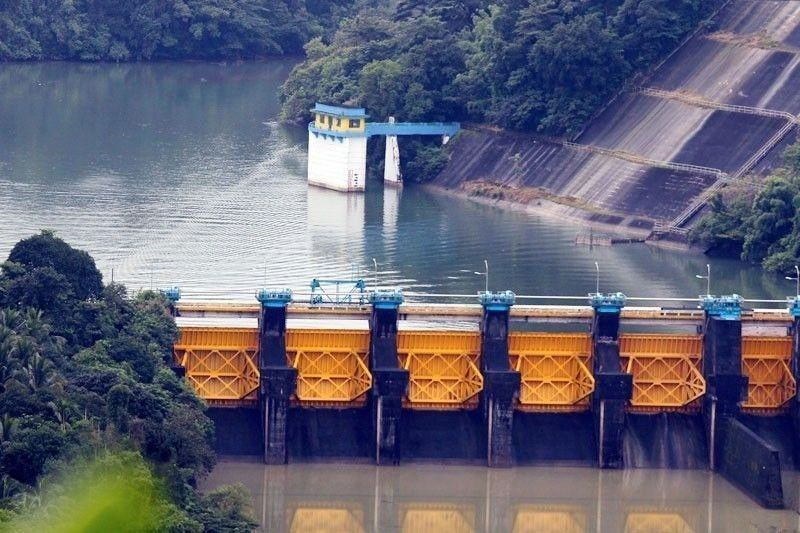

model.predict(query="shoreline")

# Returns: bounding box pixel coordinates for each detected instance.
[422,183,704,254]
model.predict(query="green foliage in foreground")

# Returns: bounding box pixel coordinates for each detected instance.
[0,0,356,61]
[281,0,722,138]
[0,232,255,531]
[691,140,800,273]
[1,451,255,532]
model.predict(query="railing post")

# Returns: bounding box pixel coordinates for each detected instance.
[790,297,800,445]
[257,289,296,465]
[590,293,632,469]
[479,291,520,468]
[700,295,747,469]
[369,290,408,465]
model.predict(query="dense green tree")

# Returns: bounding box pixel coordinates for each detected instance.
[281,0,723,179]
[0,234,255,530]
[6,231,102,301]
[0,0,358,61]
[691,140,800,273]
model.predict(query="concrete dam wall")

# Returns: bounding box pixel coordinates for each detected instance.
[434,0,800,235]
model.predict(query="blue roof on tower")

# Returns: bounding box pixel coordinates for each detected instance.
[312,103,367,118]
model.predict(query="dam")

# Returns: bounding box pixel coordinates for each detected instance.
[170,287,800,509]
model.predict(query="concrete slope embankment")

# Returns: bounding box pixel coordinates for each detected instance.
[433,0,800,235]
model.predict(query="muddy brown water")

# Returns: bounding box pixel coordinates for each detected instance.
[202,458,800,532]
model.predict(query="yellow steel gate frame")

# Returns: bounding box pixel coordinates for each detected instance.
[285,329,372,407]
[397,331,483,409]
[174,327,260,406]
[508,332,594,412]
[741,336,796,412]
[619,334,705,412]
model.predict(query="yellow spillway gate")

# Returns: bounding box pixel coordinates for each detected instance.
[285,329,372,407]
[397,331,483,409]
[742,336,796,413]
[508,333,594,412]
[174,327,260,406]
[619,334,705,412]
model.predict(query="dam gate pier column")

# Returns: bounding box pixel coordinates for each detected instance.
[590,293,632,469]
[257,289,297,465]
[701,296,783,508]
[790,297,800,445]
[369,290,408,465]
[700,295,747,469]
[160,287,186,378]
[479,291,520,468]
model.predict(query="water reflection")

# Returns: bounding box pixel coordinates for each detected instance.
[202,460,800,532]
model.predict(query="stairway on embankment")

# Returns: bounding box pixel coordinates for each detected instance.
[433,0,800,238]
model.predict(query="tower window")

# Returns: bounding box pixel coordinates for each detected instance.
[349,119,361,128]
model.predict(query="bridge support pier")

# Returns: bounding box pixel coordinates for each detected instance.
[590,294,632,469]
[257,290,297,465]
[479,292,520,468]
[369,291,408,465]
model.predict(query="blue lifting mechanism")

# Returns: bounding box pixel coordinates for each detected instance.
[589,292,626,313]
[788,296,800,318]
[159,286,182,303]
[479,291,516,311]
[369,289,404,309]
[700,294,742,320]
[310,279,368,306]
[256,288,293,307]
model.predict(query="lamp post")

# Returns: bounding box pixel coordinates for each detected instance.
[696,263,711,296]
[474,259,489,293]
[786,265,800,296]
[594,261,600,294]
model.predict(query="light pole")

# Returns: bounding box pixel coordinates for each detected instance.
[696,263,711,296]
[786,265,800,296]
[474,259,489,293]
[594,261,600,295]
[373,258,379,288]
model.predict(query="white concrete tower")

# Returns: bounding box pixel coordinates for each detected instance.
[383,117,402,187]
[307,104,368,192]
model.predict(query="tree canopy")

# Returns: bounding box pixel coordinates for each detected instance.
[0,232,255,530]
[281,0,721,136]
[691,139,800,273]
[0,0,357,61]
[279,0,722,181]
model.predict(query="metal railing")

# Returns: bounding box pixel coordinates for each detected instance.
[638,87,800,233]
[562,141,726,178]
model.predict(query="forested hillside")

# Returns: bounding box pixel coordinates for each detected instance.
[691,141,800,273]
[0,232,255,530]
[0,0,356,61]
[281,0,723,136]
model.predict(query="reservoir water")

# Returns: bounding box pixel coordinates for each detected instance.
[1,62,798,530]
[0,62,793,304]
